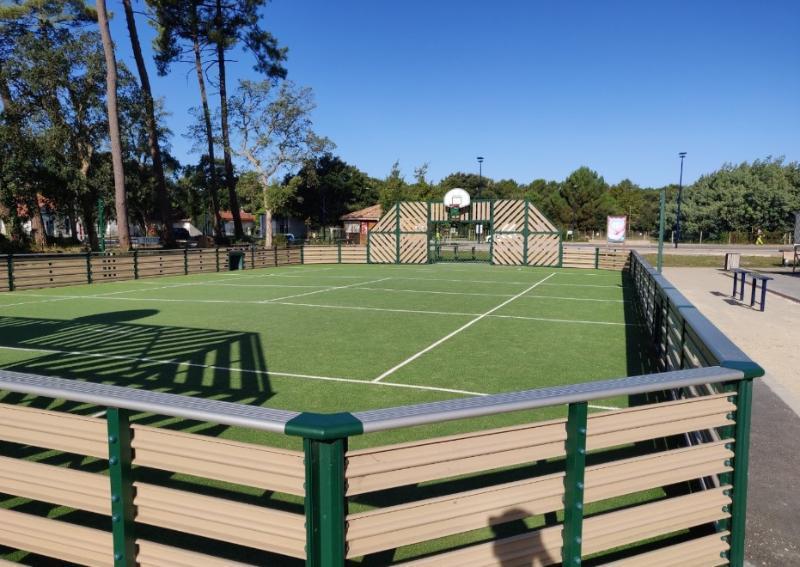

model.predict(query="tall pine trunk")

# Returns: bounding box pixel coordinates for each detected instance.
[215,0,244,240]
[96,0,131,250]
[191,11,223,239]
[121,0,175,247]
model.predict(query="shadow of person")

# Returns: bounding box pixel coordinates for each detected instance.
[490,508,557,566]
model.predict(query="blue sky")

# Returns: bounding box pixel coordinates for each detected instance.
[108,0,800,187]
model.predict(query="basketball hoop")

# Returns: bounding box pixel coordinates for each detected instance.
[443,188,470,220]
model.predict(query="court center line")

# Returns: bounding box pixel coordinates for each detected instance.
[0,345,485,397]
[262,277,392,302]
[371,272,557,383]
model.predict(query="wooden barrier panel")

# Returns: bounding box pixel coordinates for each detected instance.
[347,441,732,557]
[400,487,731,566]
[131,424,305,495]
[0,402,306,563]
[346,393,735,494]
[134,483,306,558]
[0,509,113,567]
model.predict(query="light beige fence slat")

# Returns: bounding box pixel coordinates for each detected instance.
[601,531,730,567]
[0,403,107,458]
[400,487,730,566]
[0,455,109,514]
[346,441,732,557]
[346,394,735,494]
[131,424,304,495]
[0,508,112,567]
[134,482,306,559]
[136,539,256,567]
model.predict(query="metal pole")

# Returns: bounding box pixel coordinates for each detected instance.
[674,152,686,248]
[657,188,666,273]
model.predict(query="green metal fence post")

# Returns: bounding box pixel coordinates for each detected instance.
[274,244,278,267]
[395,202,401,265]
[183,246,189,275]
[523,199,530,266]
[133,249,139,280]
[6,254,14,291]
[86,250,93,284]
[303,436,347,567]
[366,233,372,264]
[300,243,305,264]
[489,200,495,265]
[558,234,564,268]
[337,241,342,264]
[562,401,588,567]
[250,244,256,269]
[106,407,135,566]
[594,247,599,270]
[728,378,754,566]
[215,247,220,272]
[426,201,432,264]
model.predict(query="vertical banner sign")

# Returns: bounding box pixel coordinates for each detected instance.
[607,216,627,243]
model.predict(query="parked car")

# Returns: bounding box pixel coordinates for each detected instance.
[172,227,198,248]
[279,233,296,243]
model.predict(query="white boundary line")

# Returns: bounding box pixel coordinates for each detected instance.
[262,277,391,302]
[0,344,619,409]
[3,292,636,325]
[0,345,485,397]
[372,273,557,383]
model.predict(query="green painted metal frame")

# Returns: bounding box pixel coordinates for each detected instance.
[133,249,139,279]
[562,401,588,566]
[106,407,135,566]
[728,377,753,566]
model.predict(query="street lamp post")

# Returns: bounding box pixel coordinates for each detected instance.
[477,156,484,199]
[674,152,687,248]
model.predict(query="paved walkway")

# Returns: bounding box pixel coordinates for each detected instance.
[663,268,800,566]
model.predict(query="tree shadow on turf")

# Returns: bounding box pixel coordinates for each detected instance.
[0,309,273,417]
[0,311,307,566]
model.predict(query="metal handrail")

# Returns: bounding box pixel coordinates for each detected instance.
[0,369,298,433]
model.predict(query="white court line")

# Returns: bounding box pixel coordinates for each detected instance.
[263,277,391,302]
[0,344,619,408]
[541,283,623,289]
[5,292,635,326]
[372,273,557,383]
[353,287,629,303]
[519,294,629,303]
[491,314,638,326]
[0,345,485,397]
[356,286,511,298]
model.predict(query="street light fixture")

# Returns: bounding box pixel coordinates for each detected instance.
[477,156,484,199]
[674,152,687,248]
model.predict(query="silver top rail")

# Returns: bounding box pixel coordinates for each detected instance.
[0,369,298,433]
[352,366,743,433]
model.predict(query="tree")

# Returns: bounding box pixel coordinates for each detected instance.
[282,154,376,227]
[151,0,224,238]
[229,80,331,246]
[95,0,131,250]
[121,0,174,246]
[210,0,287,239]
[560,167,614,231]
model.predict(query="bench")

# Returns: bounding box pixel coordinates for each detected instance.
[730,268,750,301]
[749,273,773,312]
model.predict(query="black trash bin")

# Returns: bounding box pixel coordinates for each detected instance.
[228,250,245,271]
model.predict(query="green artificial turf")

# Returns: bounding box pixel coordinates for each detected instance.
[0,262,662,565]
